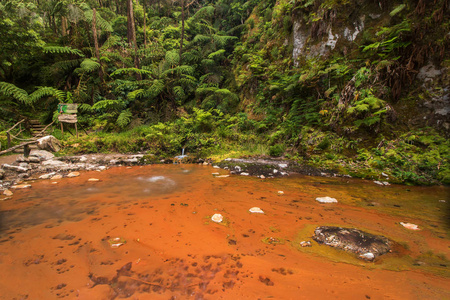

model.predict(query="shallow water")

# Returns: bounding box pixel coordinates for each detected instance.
[0,165,449,299]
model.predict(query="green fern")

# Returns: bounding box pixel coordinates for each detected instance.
[173,86,185,100]
[78,103,93,112]
[116,109,132,128]
[208,49,226,60]
[83,9,113,32]
[92,99,126,111]
[79,58,101,73]
[43,46,85,57]
[29,86,65,102]
[127,89,144,101]
[165,50,180,66]
[0,82,28,103]
[110,68,153,77]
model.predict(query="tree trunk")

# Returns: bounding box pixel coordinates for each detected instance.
[127,0,142,80]
[143,0,147,49]
[179,0,185,64]
[92,8,104,83]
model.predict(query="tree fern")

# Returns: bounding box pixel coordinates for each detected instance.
[43,46,85,57]
[78,103,93,112]
[83,9,113,32]
[191,5,215,21]
[0,82,28,103]
[147,80,165,99]
[173,86,186,100]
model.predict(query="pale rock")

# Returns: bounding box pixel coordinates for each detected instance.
[39,172,56,179]
[382,172,389,177]
[240,172,249,176]
[400,222,420,230]
[249,207,264,214]
[79,156,88,162]
[235,166,242,172]
[51,175,63,180]
[97,166,107,171]
[88,178,100,182]
[3,189,13,196]
[216,175,230,178]
[11,184,32,189]
[374,181,384,185]
[278,191,284,195]
[67,172,80,178]
[211,213,223,223]
[300,241,312,247]
[316,196,338,203]
[278,164,288,168]
[41,160,68,168]
[359,252,375,260]
[52,182,58,184]
[30,150,54,160]
[213,166,220,169]
[37,135,61,152]
[260,175,265,179]
[203,162,209,166]
[2,164,28,173]
[212,173,220,175]
[273,169,278,174]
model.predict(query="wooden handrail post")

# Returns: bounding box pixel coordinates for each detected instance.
[7,132,11,148]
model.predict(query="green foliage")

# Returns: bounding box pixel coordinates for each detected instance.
[43,46,85,57]
[0,81,28,103]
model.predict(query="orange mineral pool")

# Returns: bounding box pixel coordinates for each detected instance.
[0,165,449,299]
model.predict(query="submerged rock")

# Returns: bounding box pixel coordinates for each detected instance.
[211,213,223,223]
[316,196,338,203]
[400,222,420,230]
[249,207,264,214]
[313,226,391,260]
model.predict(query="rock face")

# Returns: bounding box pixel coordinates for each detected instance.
[313,226,391,260]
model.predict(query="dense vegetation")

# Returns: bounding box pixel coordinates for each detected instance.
[0,0,448,185]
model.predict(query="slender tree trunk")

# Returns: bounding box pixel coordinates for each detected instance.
[143,0,147,49]
[179,0,185,64]
[92,8,104,83]
[127,0,142,80]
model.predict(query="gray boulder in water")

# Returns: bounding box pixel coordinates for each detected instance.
[313,226,391,261]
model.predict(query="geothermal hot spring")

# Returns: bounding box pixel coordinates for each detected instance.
[0,165,448,299]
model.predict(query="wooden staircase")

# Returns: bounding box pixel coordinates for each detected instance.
[29,119,48,138]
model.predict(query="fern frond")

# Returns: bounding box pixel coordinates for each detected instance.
[79,58,101,73]
[192,34,211,45]
[173,86,185,99]
[43,46,84,57]
[165,50,180,66]
[147,80,165,99]
[127,89,144,101]
[208,49,226,60]
[0,81,28,103]
[29,86,65,102]
[110,68,153,77]
[92,99,126,111]
[84,9,113,32]
[117,109,132,128]
[50,59,82,72]
[78,103,93,112]
[191,5,215,21]
[212,35,237,48]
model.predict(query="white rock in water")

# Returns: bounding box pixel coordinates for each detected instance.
[211,213,223,223]
[400,222,420,230]
[278,191,284,195]
[240,172,249,176]
[359,252,375,260]
[260,175,265,179]
[316,196,338,203]
[216,175,230,178]
[51,175,63,180]
[97,166,107,171]
[80,156,88,162]
[3,189,13,196]
[212,172,220,175]
[11,184,32,189]
[300,241,312,247]
[67,172,80,178]
[39,172,56,179]
[213,166,220,169]
[88,178,100,182]
[278,164,288,168]
[382,181,390,186]
[249,207,264,214]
